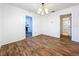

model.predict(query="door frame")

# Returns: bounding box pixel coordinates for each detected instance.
[25,16,33,37]
[60,13,72,40]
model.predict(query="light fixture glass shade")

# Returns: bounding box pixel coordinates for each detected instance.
[41,11,44,15]
[39,8,42,11]
[45,8,48,14]
[37,8,42,14]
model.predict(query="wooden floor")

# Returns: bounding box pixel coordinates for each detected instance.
[60,34,71,42]
[26,32,32,37]
[0,35,79,56]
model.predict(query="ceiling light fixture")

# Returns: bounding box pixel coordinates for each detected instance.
[37,3,48,15]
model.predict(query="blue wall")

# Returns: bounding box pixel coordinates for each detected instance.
[26,16,32,32]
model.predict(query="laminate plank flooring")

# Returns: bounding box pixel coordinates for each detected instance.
[0,35,79,56]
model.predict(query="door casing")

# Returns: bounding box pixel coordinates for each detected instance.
[60,14,72,40]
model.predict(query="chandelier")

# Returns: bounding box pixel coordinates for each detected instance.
[37,3,48,15]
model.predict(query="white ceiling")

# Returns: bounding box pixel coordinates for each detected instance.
[7,3,79,14]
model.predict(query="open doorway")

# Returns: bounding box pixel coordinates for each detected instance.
[25,16,32,38]
[60,14,72,42]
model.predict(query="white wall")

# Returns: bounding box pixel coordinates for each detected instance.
[71,5,79,42]
[41,5,79,42]
[0,4,3,46]
[0,4,41,46]
[0,5,2,39]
